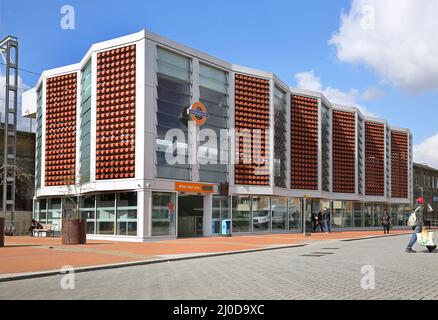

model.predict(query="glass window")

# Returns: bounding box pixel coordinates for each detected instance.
[212,195,230,234]
[97,194,115,235]
[288,198,302,230]
[152,192,176,236]
[252,196,271,231]
[80,196,95,234]
[354,202,363,228]
[271,197,287,230]
[363,203,373,227]
[36,88,43,189]
[80,60,92,183]
[342,202,353,228]
[199,63,229,183]
[232,196,251,233]
[274,86,287,188]
[47,198,61,232]
[156,48,191,180]
[332,201,343,228]
[116,192,137,236]
[373,204,383,227]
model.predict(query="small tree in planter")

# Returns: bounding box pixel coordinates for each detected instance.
[61,174,87,245]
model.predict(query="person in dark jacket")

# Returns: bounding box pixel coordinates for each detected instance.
[381,210,391,234]
[311,211,318,232]
[317,211,324,232]
[322,207,331,233]
[28,219,43,237]
[406,198,424,253]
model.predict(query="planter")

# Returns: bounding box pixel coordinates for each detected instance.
[0,217,4,247]
[62,219,86,245]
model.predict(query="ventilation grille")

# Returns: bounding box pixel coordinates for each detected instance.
[332,110,356,193]
[96,45,136,180]
[391,131,408,198]
[45,73,77,186]
[234,74,270,186]
[365,122,385,196]
[291,95,318,190]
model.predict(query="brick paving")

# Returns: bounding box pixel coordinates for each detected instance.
[0,229,412,276]
[1,233,437,300]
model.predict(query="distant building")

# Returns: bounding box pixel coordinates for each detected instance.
[413,162,438,221]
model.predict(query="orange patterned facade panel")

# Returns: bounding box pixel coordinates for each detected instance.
[332,110,356,193]
[365,122,385,196]
[291,95,318,190]
[96,45,136,180]
[45,73,77,186]
[234,74,270,186]
[391,131,408,198]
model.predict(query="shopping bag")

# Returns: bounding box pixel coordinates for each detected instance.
[417,230,434,246]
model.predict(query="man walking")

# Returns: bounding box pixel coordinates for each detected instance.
[381,209,391,234]
[322,207,331,234]
[406,197,424,253]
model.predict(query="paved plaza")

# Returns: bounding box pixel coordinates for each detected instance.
[1,233,437,300]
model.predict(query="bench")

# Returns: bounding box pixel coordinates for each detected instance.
[33,224,56,237]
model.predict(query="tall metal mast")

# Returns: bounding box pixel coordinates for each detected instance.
[0,36,18,224]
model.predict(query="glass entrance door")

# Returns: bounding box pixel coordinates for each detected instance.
[177,195,204,237]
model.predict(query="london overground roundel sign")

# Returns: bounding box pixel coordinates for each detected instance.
[188,101,208,126]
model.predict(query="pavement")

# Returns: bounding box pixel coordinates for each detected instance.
[1,232,437,300]
[0,229,414,280]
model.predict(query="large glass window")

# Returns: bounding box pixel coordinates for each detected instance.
[271,197,287,230]
[36,87,43,189]
[116,192,137,236]
[363,203,373,227]
[152,192,176,236]
[198,63,229,183]
[274,86,286,188]
[156,48,192,180]
[80,60,92,183]
[332,201,343,228]
[288,198,302,230]
[354,202,363,228]
[232,196,251,233]
[373,204,384,227]
[80,196,95,234]
[47,198,61,232]
[97,194,115,235]
[252,196,271,231]
[342,202,353,228]
[212,195,230,234]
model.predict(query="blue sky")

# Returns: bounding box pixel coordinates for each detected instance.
[1,0,438,163]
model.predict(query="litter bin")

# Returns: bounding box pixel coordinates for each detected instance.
[221,219,232,237]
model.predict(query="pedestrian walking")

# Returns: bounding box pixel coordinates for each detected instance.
[381,210,391,234]
[317,210,324,232]
[312,211,318,232]
[405,197,424,253]
[322,207,331,233]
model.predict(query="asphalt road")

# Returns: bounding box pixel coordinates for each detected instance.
[1,233,437,300]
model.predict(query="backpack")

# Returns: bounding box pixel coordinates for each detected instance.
[407,210,417,227]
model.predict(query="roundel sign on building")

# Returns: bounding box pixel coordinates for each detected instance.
[188,102,208,126]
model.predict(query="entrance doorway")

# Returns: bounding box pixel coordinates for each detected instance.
[177,195,204,237]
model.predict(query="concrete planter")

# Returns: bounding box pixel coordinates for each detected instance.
[62,219,86,245]
[0,217,4,247]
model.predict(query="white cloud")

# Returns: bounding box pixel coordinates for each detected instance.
[362,86,384,100]
[414,132,438,168]
[0,69,35,132]
[329,0,438,93]
[294,70,376,117]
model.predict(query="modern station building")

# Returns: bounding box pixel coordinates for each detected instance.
[22,30,413,241]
